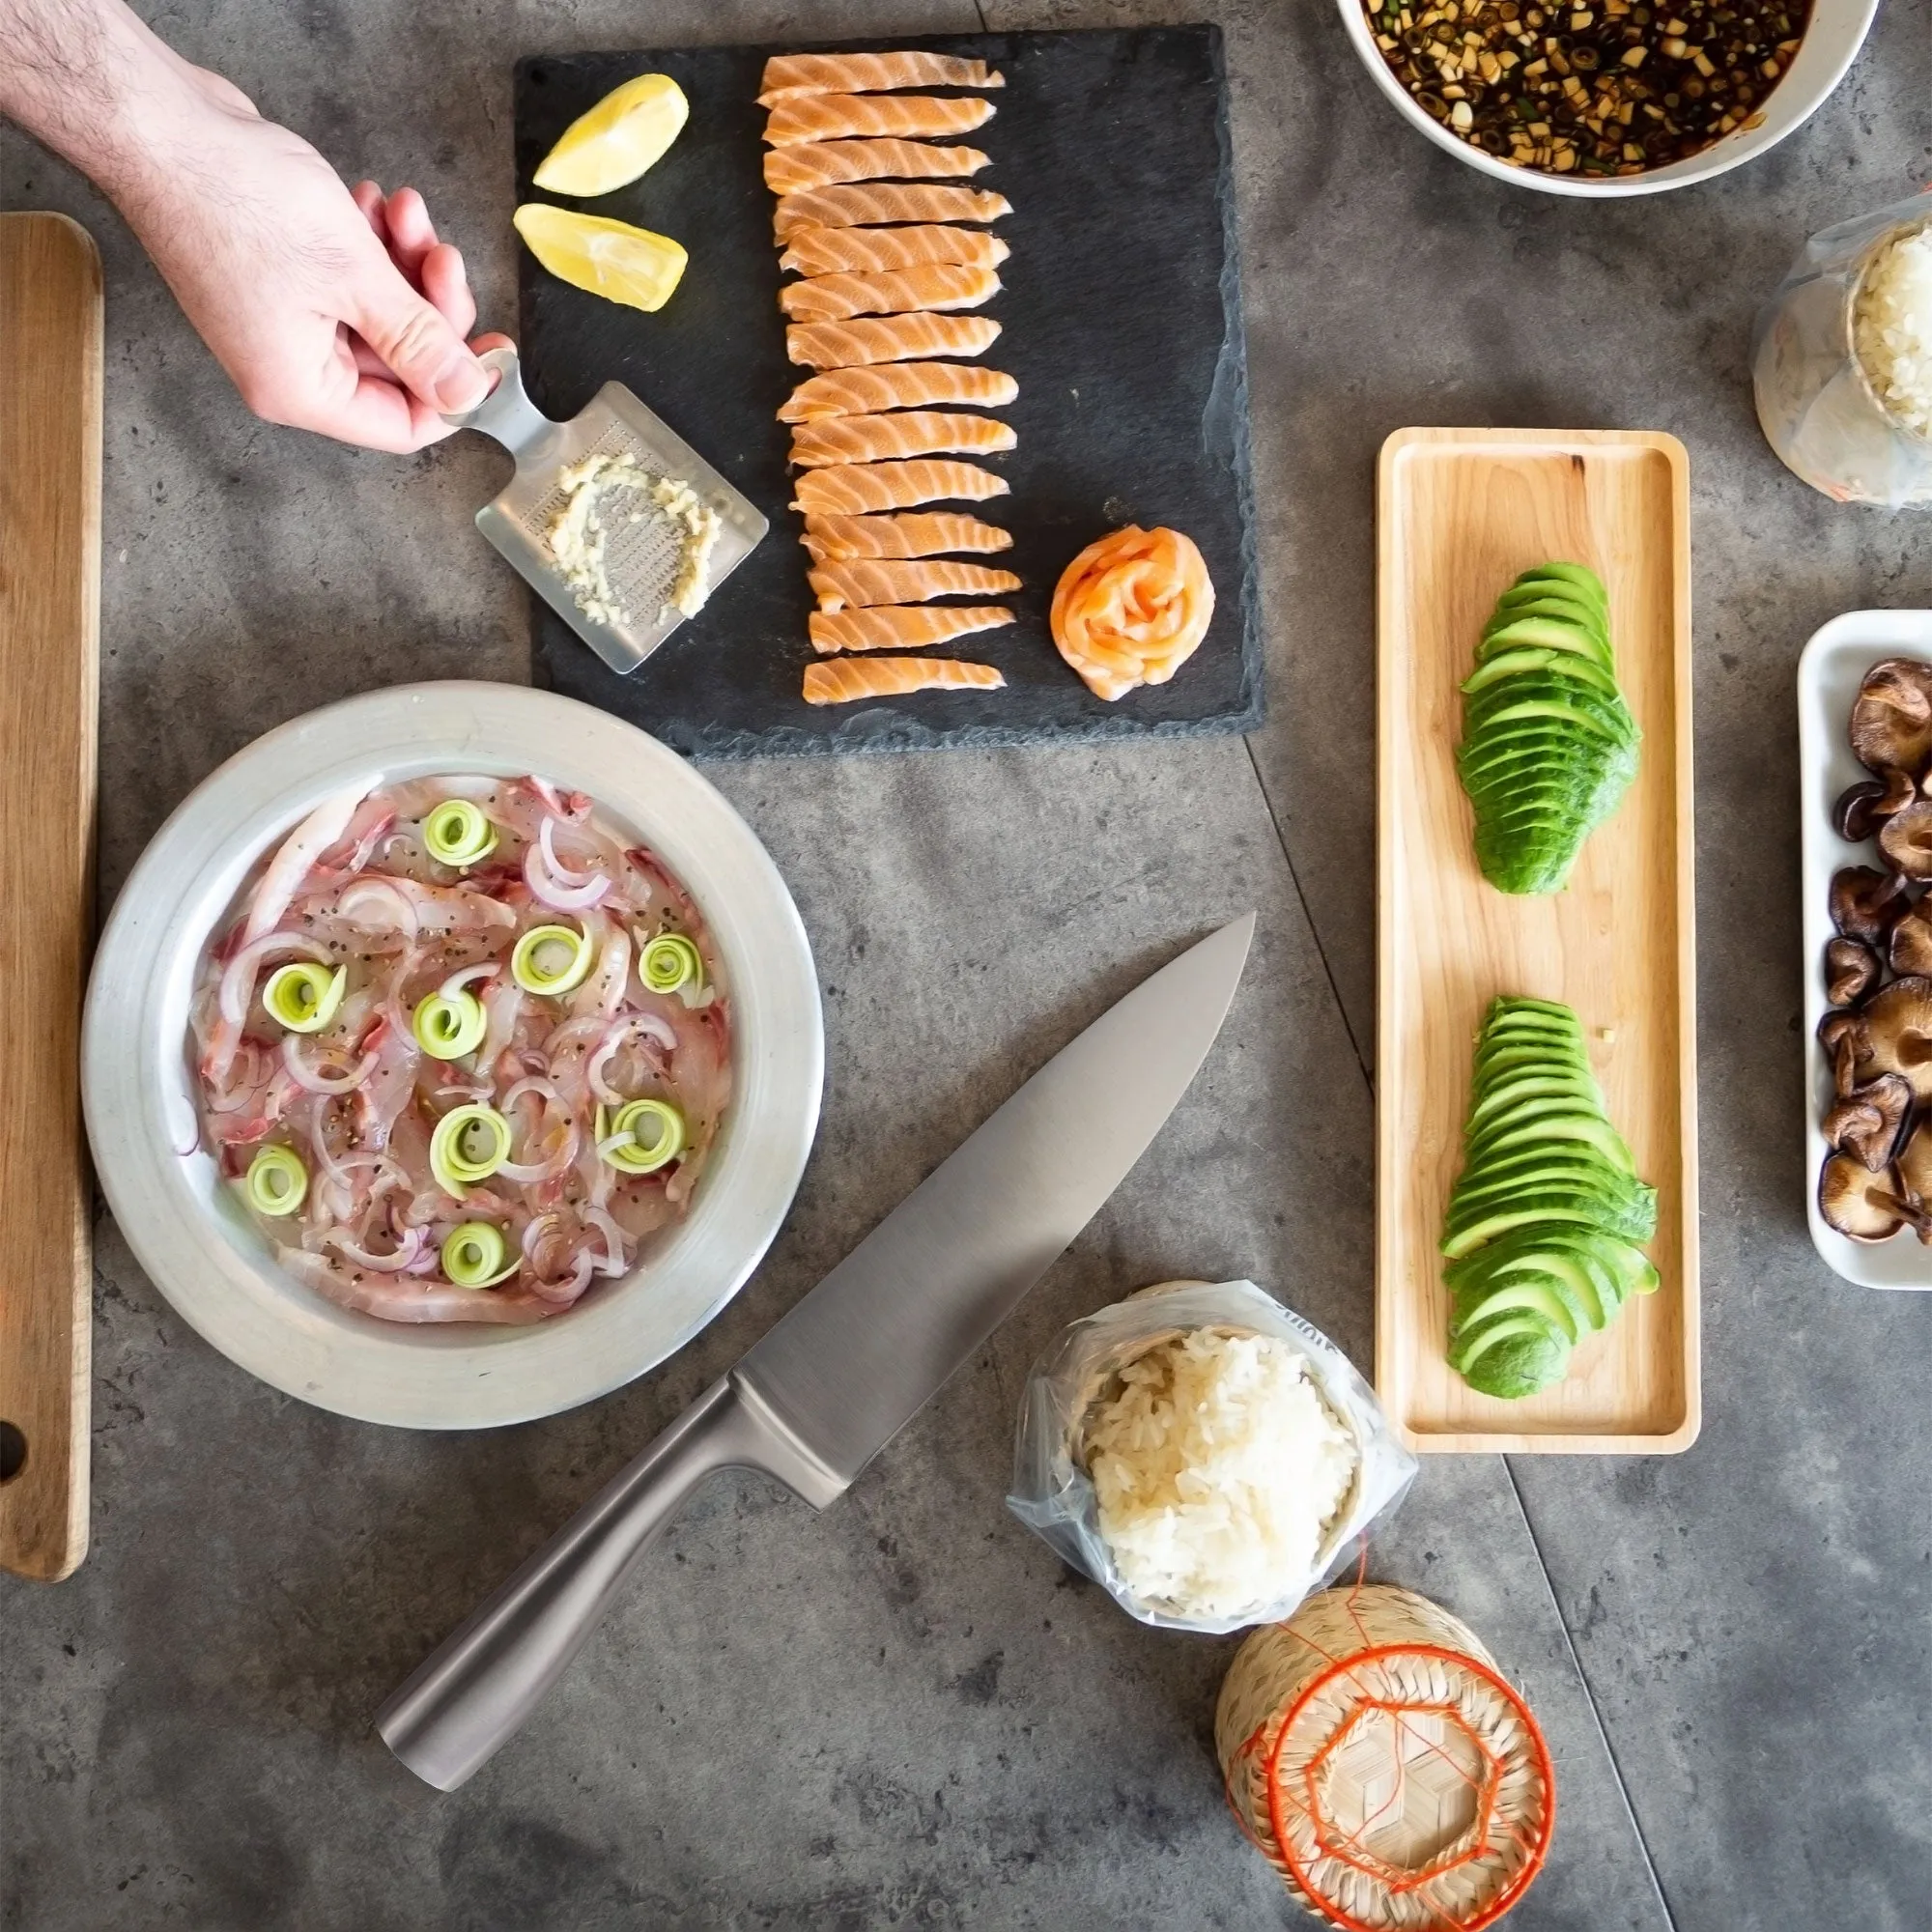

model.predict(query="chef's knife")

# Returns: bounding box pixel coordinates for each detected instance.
[378,913,1254,1789]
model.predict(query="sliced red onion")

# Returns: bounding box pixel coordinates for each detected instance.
[524,835,611,912]
[539,817,600,890]
[440,961,501,999]
[529,777,589,821]
[217,932,331,1025]
[586,1024,628,1106]
[580,1206,630,1276]
[319,1224,425,1274]
[528,1249,596,1307]
[497,1121,580,1185]
[500,1075,561,1115]
[584,1012,678,1105]
[337,877,420,940]
[281,1034,379,1094]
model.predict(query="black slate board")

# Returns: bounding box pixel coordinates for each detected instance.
[514,26,1260,759]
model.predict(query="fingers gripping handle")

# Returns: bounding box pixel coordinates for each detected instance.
[440,344,558,462]
[376,1374,839,1790]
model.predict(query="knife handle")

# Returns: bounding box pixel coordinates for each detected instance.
[376,1372,838,1790]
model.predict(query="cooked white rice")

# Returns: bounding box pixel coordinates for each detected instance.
[1855,222,1932,439]
[1085,1327,1358,1622]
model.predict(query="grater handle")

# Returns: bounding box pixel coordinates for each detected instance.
[442,345,559,463]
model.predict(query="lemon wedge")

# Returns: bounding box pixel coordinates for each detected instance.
[513,205,688,312]
[531,73,689,196]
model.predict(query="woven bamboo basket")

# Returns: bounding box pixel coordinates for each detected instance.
[1214,1586,1554,1930]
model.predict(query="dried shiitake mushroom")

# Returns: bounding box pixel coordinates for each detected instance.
[1818,1009,1872,1098]
[1856,976,1932,1103]
[1830,866,1910,943]
[1821,1072,1912,1172]
[1825,937,1881,1006]
[1836,772,1918,842]
[1891,903,1932,978]
[1818,1152,1911,1240]
[1850,659,1932,779]
[1880,801,1932,880]
[1895,1122,1932,1229]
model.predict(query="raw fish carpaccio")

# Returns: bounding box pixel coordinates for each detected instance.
[190,776,730,1324]
[802,657,1006,703]
[761,47,1017,704]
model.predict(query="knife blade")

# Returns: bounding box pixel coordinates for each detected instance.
[378,913,1253,1789]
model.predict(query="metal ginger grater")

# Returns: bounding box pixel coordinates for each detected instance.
[444,345,767,675]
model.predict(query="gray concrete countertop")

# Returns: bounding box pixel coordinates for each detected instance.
[4,2,1930,1927]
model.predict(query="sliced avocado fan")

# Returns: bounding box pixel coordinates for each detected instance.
[1456,563,1639,896]
[1441,996,1659,1401]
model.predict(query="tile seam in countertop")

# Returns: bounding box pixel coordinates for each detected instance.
[1240,720,1672,1920]
[1242,737,1373,1088]
[1504,1460,1683,1932]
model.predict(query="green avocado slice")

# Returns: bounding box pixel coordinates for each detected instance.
[1450,1240,1615,1332]
[1449,1263,1592,1343]
[1441,1191,1657,1258]
[1457,561,1636,897]
[1465,1113,1637,1172]
[1450,1318,1571,1398]
[1478,616,1613,672]
[1462,650,1621,698]
[1484,595,1609,645]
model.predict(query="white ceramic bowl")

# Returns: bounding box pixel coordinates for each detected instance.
[1336,0,1879,196]
[82,683,824,1428]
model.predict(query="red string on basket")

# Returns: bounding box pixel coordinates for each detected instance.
[1219,1548,1556,1932]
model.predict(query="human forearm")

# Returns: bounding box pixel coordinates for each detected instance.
[0,0,205,211]
[0,0,495,450]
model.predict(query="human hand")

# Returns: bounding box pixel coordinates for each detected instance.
[113,63,509,452]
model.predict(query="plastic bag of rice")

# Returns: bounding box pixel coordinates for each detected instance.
[1007,1281,1417,1634]
[1855,220,1932,440]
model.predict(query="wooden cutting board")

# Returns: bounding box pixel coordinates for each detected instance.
[1376,428,1698,1455]
[0,213,101,1579]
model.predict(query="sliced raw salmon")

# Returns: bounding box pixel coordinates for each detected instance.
[810,559,1023,611]
[791,410,1014,468]
[1051,525,1217,700]
[781,264,1000,323]
[764,139,989,195]
[809,604,1015,653]
[773,185,1010,241]
[765,95,995,148]
[787,313,999,370]
[792,459,1009,515]
[802,513,1013,562]
[780,361,1019,422]
[803,656,1006,703]
[780,223,1009,277]
[758,52,1006,102]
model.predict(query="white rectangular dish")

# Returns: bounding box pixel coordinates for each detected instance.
[1799,609,1932,1289]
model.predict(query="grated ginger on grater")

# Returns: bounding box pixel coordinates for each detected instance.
[544,453,724,628]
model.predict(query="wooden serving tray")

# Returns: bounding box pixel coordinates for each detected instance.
[1375,428,1698,1455]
